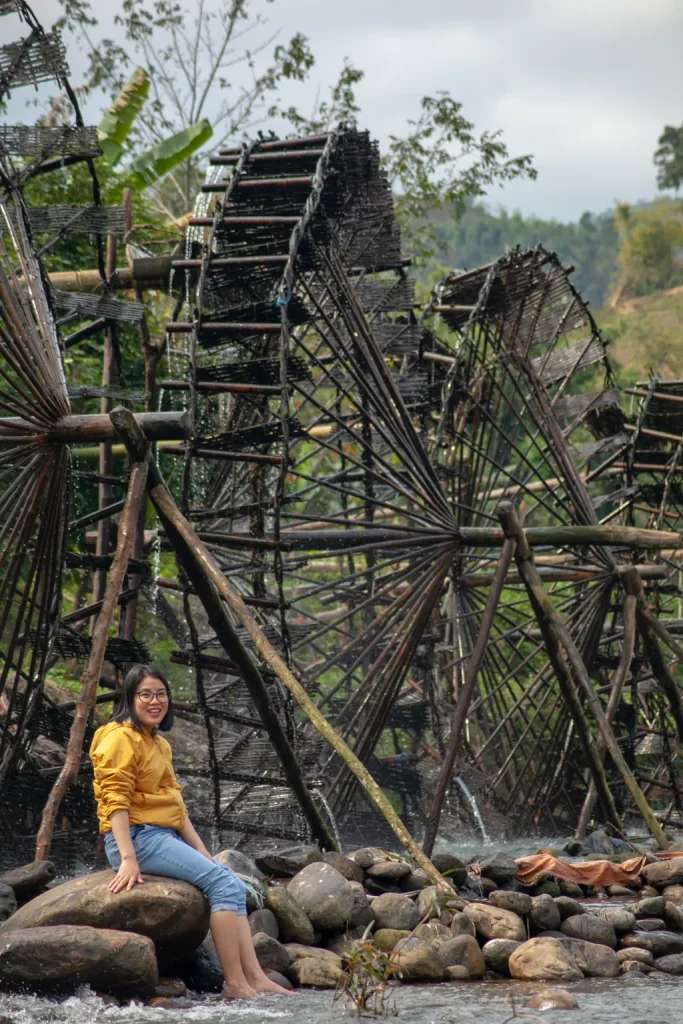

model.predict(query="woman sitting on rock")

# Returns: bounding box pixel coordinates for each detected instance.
[90,663,291,1000]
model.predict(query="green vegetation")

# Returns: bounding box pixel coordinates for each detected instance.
[654,123,683,195]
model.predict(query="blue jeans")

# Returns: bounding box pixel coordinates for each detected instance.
[104,825,247,916]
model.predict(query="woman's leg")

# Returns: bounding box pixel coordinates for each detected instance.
[235,917,293,994]
[114,826,256,999]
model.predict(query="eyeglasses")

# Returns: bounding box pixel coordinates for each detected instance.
[136,689,169,704]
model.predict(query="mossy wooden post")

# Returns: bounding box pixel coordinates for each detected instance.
[111,407,450,887]
[632,579,683,742]
[35,458,148,861]
[576,567,639,839]
[498,502,669,848]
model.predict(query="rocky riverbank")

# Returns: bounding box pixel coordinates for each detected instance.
[2,843,683,1005]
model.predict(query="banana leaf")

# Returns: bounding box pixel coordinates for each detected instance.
[121,119,213,191]
[98,68,150,165]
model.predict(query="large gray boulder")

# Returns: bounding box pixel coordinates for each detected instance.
[489,891,532,917]
[252,932,292,976]
[561,913,617,949]
[213,848,263,880]
[560,937,619,977]
[371,893,420,931]
[479,853,518,885]
[416,885,453,921]
[265,887,316,945]
[0,884,16,924]
[508,937,582,982]
[436,934,485,978]
[464,902,526,942]
[255,845,323,878]
[642,858,683,889]
[0,924,158,998]
[287,862,354,933]
[483,938,521,976]
[654,953,683,975]
[430,853,467,888]
[348,881,373,928]
[593,906,636,934]
[529,894,561,934]
[620,930,683,957]
[0,870,208,959]
[393,936,444,982]
[321,852,364,883]
[0,861,55,903]
[248,908,279,939]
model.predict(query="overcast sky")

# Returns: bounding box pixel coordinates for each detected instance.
[8,0,683,220]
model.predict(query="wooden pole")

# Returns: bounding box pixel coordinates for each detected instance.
[497,503,623,834]
[499,503,669,848]
[110,407,450,887]
[35,458,148,860]
[423,538,515,857]
[576,568,639,838]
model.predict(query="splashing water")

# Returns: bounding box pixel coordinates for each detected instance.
[454,775,491,845]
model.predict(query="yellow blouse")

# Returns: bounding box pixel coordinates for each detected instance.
[90,720,187,834]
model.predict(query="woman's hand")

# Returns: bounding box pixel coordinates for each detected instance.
[109,855,144,893]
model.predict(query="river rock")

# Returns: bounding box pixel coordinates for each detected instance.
[450,912,476,937]
[444,964,470,981]
[653,952,683,975]
[213,848,263,880]
[347,847,387,869]
[252,932,291,975]
[479,852,518,885]
[248,908,279,939]
[284,942,340,963]
[490,891,532,916]
[436,934,485,978]
[559,881,584,898]
[508,937,582,981]
[325,927,366,957]
[348,881,373,928]
[464,902,526,942]
[414,921,450,940]
[393,936,444,982]
[663,901,683,931]
[662,884,683,904]
[636,918,666,931]
[607,885,635,898]
[173,933,222,993]
[0,924,158,998]
[0,885,16,924]
[560,938,618,977]
[266,969,293,990]
[555,896,584,920]
[265,887,316,945]
[617,947,653,964]
[366,860,412,884]
[0,870,208,959]
[530,894,561,933]
[416,885,452,920]
[642,857,683,888]
[288,863,354,932]
[373,928,410,951]
[561,913,617,948]
[404,868,431,891]
[289,955,342,988]
[431,853,467,887]
[526,987,578,1010]
[634,895,666,917]
[620,959,649,975]
[620,930,683,957]
[483,938,520,976]
[371,893,420,931]
[0,861,55,902]
[533,878,561,898]
[255,845,322,877]
[321,852,364,883]
[154,977,188,998]
[593,906,636,933]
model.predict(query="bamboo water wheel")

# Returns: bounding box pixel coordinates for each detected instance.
[1,1,682,861]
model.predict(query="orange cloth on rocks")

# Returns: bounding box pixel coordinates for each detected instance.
[515,850,648,887]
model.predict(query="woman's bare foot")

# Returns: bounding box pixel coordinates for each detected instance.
[223,981,257,1000]
[250,974,296,996]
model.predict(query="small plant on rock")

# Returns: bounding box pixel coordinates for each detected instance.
[335,939,400,1018]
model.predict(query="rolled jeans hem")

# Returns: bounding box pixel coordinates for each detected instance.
[104,824,247,916]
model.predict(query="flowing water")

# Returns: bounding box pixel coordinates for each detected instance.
[0,975,681,1024]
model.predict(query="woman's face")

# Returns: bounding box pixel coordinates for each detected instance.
[134,675,169,732]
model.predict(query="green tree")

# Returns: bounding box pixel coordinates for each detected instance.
[611,200,683,303]
[654,124,683,195]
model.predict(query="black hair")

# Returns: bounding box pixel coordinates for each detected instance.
[112,664,174,733]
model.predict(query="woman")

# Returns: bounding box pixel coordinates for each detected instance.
[90,664,292,1000]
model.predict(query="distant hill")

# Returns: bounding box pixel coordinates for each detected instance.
[598,285,683,383]
[430,202,619,309]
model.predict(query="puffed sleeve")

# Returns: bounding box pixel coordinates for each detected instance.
[90,726,139,820]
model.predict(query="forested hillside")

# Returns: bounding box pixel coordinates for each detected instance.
[430,202,618,308]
